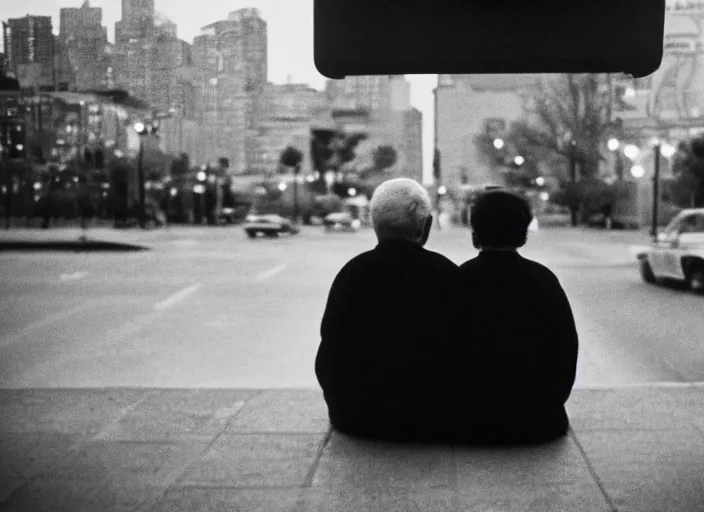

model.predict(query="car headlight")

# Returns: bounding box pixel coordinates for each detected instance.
[351,219,361,228]
[245,215,257,222]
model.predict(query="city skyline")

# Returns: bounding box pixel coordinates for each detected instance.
[1,0,437,183]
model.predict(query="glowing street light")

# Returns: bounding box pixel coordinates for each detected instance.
[623,144,640,160]
[438,185,447,195]
[660,143,676,158]
[278,182,287,191]
[539,191,550,202]
[536,176,546,186]
[197,171,207,181]
[306,175,315,183]
[170,187,178,197]
[134,121,146,134]
[630,164,645,179]
[348,187,357,196]
[513,155,525,166]
[493,138,505,150]
[607,138,620,151]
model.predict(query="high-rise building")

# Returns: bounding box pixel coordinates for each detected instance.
[192,9,268,173]
[2,16,55,89]
[59,1,109,91]
[115,0,155,45]
[113,0,156,103]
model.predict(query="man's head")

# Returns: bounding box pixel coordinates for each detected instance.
[470,189,533,250]
[370,178,433,245]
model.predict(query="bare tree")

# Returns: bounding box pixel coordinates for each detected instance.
[509,74,617,225]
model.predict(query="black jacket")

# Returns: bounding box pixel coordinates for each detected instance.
[315,239,462,442]
[456,250,579,443]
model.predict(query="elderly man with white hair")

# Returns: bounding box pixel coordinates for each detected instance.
[315,178,462,443]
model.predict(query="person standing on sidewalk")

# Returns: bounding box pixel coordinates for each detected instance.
[315,178,463,443]
[455,189,579,444]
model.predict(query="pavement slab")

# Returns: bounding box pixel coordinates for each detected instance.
[566,387,704,431]
[151,488,303,512]
[226,389,329,434]
[94,389,257,442]
[312,433,456,491]
[177,433,325,488]
[0,389,152,435]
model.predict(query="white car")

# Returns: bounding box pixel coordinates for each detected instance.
[636,208,704,293]
[323,212,361,232]
[244,214,299,238]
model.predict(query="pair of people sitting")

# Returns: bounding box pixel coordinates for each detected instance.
[315,178,579,444]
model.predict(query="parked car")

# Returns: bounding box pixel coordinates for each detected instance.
[244,213,300,238]
[218,205,250,224]
[323,212,361,232]
[636,208,704,293]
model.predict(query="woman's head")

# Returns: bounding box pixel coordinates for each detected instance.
[470,189,533,249]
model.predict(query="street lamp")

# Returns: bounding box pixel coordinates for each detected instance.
[630,165,645,178]
[348,187,357,196]
[624,144,640,160]
[493,138,505,150]
[513,155,525,166]
[536,176,546,187]
[134,121,148,229]
[660,143,676,159]
[278,182,287,192]
[607,138,620,151]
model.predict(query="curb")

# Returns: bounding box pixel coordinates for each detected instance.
[0,240,149,252]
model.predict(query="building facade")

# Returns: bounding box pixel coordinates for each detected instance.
[59,1,109,91]
[249,82,328,174]
[191,9,268,174]
[435,74,540,187]
[2,16,56,90]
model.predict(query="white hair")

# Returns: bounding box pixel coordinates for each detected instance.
[370,178,432,241]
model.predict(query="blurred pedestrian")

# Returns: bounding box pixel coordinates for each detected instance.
[315,178,462,443]
[455,189,579,444]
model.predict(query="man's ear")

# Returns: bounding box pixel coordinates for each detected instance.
[419,215,433,246]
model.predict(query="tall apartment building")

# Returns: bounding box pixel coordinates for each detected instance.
[192,8,268,174]
[113,0,156,103]
[115,0,155,46]
[59,1,109,91]
[2,16,56,89]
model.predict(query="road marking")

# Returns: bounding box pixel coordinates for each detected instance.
[256,263,289,281]
[60,271,88,281]
[154,284,202,311]
[0,300,101,347]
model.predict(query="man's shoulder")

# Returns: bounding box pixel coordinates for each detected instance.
[422,248,460,272]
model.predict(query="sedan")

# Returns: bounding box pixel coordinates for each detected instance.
[244,214,300,238]
[636,208,704,293]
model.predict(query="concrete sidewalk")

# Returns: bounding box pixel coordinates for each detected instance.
[1,385,703,512]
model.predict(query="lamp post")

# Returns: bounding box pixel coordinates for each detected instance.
[651,141,661,238]
[134,121,147,229]
[608,138,622,180]
[293,163,300,224]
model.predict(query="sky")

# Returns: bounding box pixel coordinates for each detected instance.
[2,0,437,184]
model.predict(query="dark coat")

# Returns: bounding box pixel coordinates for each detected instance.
[456,250,579,444]
[315,239,463,442]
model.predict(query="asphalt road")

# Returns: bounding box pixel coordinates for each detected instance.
[0,225,702,389]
